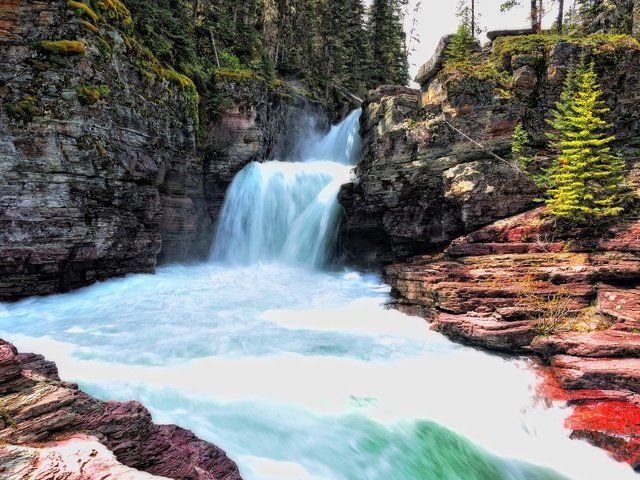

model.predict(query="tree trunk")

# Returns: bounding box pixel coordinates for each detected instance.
[471,0,475,37]
[531,0,540,31]
[558,0,565,33]
[192,0,199,26]
[538,0,543,30]
[209,28,220,68]
[634,0,640,38]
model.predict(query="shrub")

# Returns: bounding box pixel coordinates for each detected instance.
[219,51,242,70]
[511,122,530,169]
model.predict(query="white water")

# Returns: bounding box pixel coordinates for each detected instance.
[212,109,361,268]
[0,110,636,480]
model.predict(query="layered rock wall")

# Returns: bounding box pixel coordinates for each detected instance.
[339,35,640,269]
[0,1,319,300]
[0,1,206,299]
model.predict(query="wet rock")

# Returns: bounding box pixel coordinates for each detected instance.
[341,37,640,270]
[0,0,208,298]
[0,435,166,480]
[339,85,536,269]
[0,339,243,480]
[386,208,640,467]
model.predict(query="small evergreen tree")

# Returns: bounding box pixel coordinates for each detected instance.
[446,23,475,63]
[545,61,627,223]
[511,122,530,169]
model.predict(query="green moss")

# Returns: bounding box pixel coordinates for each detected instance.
[5,96,41,122]
[214,68,262,83]
[80,19,99,34]
[442,33,640,96]
[76,84,110,105]
[34,39,86,55]
[492,33,640,59]
[161,68,199,130]
[162,68,195,89]
[95,141,107,156]
[68,1,99,24]
[95,35,112,56]
[91,0,133,34]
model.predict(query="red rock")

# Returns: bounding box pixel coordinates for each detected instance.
[0,340,21,387]
[385,206,640,469]
[552,355,640,393]
[0,434,166,480]
[532,331,640,358]
[0,339,242,480]
[434,313,536,352]
[598,284,640,331]
[598,220,640,253]
[567,401,640,437]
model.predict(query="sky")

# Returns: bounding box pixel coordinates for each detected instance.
[404,0,569,83]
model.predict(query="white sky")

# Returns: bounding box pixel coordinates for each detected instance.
[403,0,569,82]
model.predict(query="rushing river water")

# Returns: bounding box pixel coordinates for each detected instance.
[0,111,636,479]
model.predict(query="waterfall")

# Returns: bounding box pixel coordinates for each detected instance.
[211,109,362,268]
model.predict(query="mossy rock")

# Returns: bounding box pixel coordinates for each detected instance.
[34,40,86,55]
[68,0,99,24]
[76,84,110,105]
[6,96,41,122]
[91,0,133,34]
[80,19,100,34]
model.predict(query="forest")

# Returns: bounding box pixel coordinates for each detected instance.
[125,0,409,106]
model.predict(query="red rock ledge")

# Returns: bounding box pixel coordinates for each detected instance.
[386,207,640,470]
[0,339,242,480]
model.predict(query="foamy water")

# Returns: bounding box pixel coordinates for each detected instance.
[0,264,635,480]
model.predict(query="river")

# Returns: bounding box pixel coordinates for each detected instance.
[0,110,635,480]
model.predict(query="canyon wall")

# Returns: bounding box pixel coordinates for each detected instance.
[341,32,640,469]
[339,35,640,268]
[0,0,318,300]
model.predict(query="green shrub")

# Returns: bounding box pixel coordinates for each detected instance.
[511,123,530,169]
[446,24,476,63]
[219,51,242,70]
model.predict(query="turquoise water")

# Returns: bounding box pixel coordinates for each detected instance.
[0,110,635,480]
[0,264,636,480]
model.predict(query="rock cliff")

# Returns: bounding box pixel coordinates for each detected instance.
[0,0,205,300]
[0,1,319,301]
[0,339,242,479]
[341,32,640,469]
[386,207,640,469]
[339,34,640,268]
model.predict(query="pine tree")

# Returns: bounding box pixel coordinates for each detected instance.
[446,23,475,63]
[545,62,627,223]
[511,122,530,169]
[366,0,409,88]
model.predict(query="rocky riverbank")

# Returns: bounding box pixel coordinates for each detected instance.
[385,208,640,469]
[0,339,242,480]
[340,32,640,470]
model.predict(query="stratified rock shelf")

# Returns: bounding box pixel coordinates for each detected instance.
[385,209,640,469]
[0,339,242,480]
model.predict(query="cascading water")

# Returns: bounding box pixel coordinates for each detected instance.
[211,109,361,268]
[0,110,637,480]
